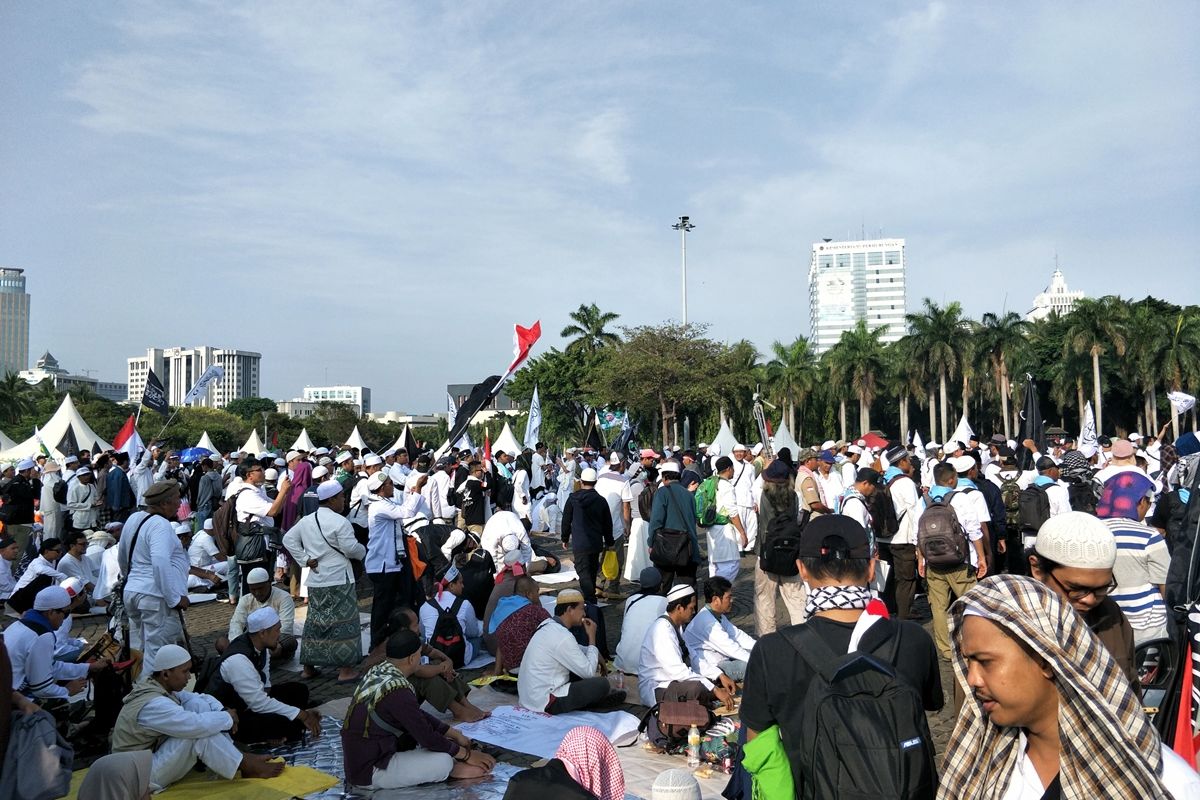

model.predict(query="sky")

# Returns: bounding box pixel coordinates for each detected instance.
[3,1,1198,413]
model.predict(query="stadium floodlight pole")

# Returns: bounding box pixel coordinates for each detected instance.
[672,215,695,325]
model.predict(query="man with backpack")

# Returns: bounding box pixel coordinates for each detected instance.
[1017,456,1071,552]
[881,446,923,621]
[419,565,483,668]
[741,515,943,799]
[755,459,810,634]
[705,457,747,582]
[917,462,988,662]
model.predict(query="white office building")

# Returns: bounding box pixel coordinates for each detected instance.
[298,385,371,415]
[808,238,907,354]
[1026,268,1084,321]
[127,346,261,408]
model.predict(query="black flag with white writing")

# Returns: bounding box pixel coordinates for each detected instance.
[142,368,170,417]
[444,376,501,453]
[1017,375,1045,472]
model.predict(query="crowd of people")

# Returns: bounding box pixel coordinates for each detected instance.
[0,421,1197,798]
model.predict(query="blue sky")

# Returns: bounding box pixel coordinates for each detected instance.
[3,1,1197,413]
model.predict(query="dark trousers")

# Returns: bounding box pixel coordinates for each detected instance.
[888,544,919,621]
[546,676,614,715]
[574,550,601,605]
[232,682,310,744]
[238,558,270,595]
[369,570,414,649]
[7,574,52,614]
[411,672,470,712]
[658,561,698,596]
[1006,530,1028,575]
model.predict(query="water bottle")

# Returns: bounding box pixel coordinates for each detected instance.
[612,670,625,691]
[687,724,701,768]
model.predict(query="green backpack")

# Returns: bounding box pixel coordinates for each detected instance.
[695,476,730,528]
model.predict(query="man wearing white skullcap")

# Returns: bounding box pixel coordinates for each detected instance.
[218,567,297,663]
[206,606,321,743]
[112,644,284,789]
[729,444,759,553]
[480,495,535,576]
[366,468,430,646]
[233,460,292,596]
[282,479,365,682]
[1029,511,1137,685]
[652,768,703,800]
[3,584,97,701]
[637,583,734,709]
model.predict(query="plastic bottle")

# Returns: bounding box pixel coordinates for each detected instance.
[687,724,701,768]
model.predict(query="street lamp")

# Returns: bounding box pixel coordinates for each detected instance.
[672,215,695,325]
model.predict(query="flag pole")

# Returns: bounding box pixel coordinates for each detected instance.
[135,405,143,427]
[154,406,181,442]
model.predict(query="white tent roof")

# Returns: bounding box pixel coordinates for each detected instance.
[0,394,112,462]
[387,424,410,454]
[344,425,369,452]
[240,429,265,455]
[493,421,522,457]
[290,428,316,452]
[195,431,220,455]
[948,413,974,450]
[771,419,801,456]
[709,419,738,458]
[0,429,15,452]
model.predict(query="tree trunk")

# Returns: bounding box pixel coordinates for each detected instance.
[660,397,671,447]
[1000,364,1011,439]
[1092,349,1103,434]
[900,392,909,443]
[928,388,937,443]
[939,370,949,443]
[788,399,796,439]
[839,398,847,442]
[859,391,870,434]
[797,400,805,447]
[1151,385,1160,432]
[1076,379,1085,429]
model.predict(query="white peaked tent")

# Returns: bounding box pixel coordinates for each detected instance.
[240,429,266,455]
[344,425,369,452]
[387,425,411,454]
[771,419,801,456]
[0,394,112,461]
[493,421,522,456]
[290,428,316,452]
[709,419,738,457]
[195,431,221,455]
[948,414,974,449]
[0,429,15,452]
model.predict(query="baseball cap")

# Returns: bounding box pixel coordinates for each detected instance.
[797,515,872,559]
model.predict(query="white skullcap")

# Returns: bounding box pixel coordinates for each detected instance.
[405,471,425,492]
[34,585,72,611]
[318,456,333,466]
[75,466,92,477]
[950,455,975,473]
[311,465,330,479]
[659,460,680,475]
[353,459,363,467]
[264,468,278,481]
[501,533,520,552]
[202,518,214,531]
[652,768,702,800]
[16,458,35,471]
[364,454,384,467]
[256,451,271,460]
[580,468,598,483]
[609,452,622,464]
[273,458,285,467]
[59,577,84,597]
[313,447,329,456]
[847,445,864,455]
[286,450,301,461]
[247,606,280,633]
[230,451,243,458]
[666,584,695,603]
[173,522,191,536]
[751,443,763,456]
[246,567,271,585]
[151,644,192,672]
[336,451,352,463]
[820,440,835,451]
[365,472,389,492]
[1035,512,1117,569]
[697,442,708,449]
[383,448,397,457]
[317,479,344,501]
[733,443,747,452]
[104,521,123,531]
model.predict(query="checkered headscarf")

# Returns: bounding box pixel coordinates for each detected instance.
[939,574,1168,800]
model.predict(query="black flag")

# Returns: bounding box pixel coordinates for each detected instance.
[585,414,605,451]
[611,416,638,456]
[56,425,80,461]
[1017,375,1045,471]
[444,376,501,452]
[141,368,170,417]
[400,426,421,462]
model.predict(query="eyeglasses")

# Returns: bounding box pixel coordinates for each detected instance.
[1046,569,1117,602]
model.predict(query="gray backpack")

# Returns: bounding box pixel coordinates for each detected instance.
[0,710,73,800]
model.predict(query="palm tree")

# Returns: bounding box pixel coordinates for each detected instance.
[975,311,1031,438]
[1162,307,1200,437]
[765,337,819,442]
[1063,296,1127,433]
[827,321,888,434]
[0,371,35,426]
[905,299,970,442]
[1124,300,1169,434]
[560,303,621,353]
[819,349,849,441]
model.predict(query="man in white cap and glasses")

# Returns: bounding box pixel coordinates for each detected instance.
[119,479,190,672]
[232,460,291,595]
[730,444,759,554]
[637,583,736,709]
[112,643,284,789]
[218,567,297,661]
[206,606,320,744]
[3,585,99,703]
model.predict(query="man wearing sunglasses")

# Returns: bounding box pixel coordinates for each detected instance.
[1028,511,1136,687]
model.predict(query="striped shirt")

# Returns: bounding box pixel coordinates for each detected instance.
[1104,518,1170,632]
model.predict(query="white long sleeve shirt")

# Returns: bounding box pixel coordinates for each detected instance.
[228,586,295,639]
[65,481,100,529]
[4,619,87,699]
[0,556,16,601]
[615,592,668,674]
[731,460,755,507]
[517,618,600,712]
[366,496,408,575]
[424,471,458,520]
[480,511,532,571]
[282,507,365,588]
[218,650,299,719]
[57,552,96,588]
[13,555,66,592]
[419,592,481,663]
[140,691,233,739]
[118,511,189,608]
[512,469,532,521]
[683,606,756,681]
[638,615,713,707]
[129,449,154,506]
[888,474,924,547]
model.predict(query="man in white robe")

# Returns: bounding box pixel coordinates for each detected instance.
[637,583,735,708]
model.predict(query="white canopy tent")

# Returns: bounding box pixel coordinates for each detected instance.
[343,425,369,452]
[195,431,221,456]
[290,428,316,452]
[0,429,15,452]
[0,394,112,462]
[387,424,412,454]
[493,421,522,457]
[240,429,266,455]
[709,419,739,458]
[771,419,801,456]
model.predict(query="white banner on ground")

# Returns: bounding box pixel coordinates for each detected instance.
[454,704,639,759]
[1169,391,1196,415]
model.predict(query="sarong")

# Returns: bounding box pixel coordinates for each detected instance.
[298,582,363,667]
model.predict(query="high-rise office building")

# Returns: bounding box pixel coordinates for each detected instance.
[0,267,30,376]
[299,385,372,415]
[808,238,907,354]
[127,346,261,409]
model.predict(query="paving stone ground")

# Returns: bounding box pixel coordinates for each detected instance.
[16,530,962,772]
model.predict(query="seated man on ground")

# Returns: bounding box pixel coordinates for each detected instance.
[614,567,667,674]
[175,522,226,592]
[637,583,736,709]
[53,577,90,662]
[419,565,484,667]
[216,567,297,661]
[187,518,229,590]
[56,531,97,597]
[8,538,66,613]
[482,549,525,653]
[112,644,283,791]
[3,585,105,705]
[493,575,551,674]
[342,629,496,790]
[518,588,626,714]
[683,576,756,682]
[205,607,321,744]
[379,607,490,722]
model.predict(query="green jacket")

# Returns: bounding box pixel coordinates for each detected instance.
[742,724,794,800]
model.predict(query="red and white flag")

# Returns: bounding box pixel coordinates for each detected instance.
[501,320,541,384]
[483,429,492,469]
[112,414,145,461]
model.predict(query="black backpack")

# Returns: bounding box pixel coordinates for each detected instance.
[1018,484,1052,533]
[637,481,656,521]
[426,595,467,668]
[1067,480,1098,515]
[784,623,935,800]
[759,494,809,577]
[51,478,69,505]
[916,491,969,567]
[871,475,903,538]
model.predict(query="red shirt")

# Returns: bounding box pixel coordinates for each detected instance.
[497,602,551,668]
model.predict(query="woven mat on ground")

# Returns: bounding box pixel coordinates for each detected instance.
[65,763,337,800]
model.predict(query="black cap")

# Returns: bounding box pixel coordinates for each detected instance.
[797,515,872,559]
[714,456,734,472]
[1036,455,1058,471]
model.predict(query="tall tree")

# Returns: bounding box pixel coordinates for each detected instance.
[1063,296,1127,433]
[975,311,1031,438]
[905,299,970,442]
[765,337,818,442]
[560,303,621,353]
[1161,307,1200,437]
[827,321,888,434]
[0,372,35,426]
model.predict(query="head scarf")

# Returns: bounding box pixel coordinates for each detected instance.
[280,459,313,531]
[940,574,1167,800]
[78,751,152,800]
[555,725,625,800]
[345,659,413,738]
[1158,444,1179,487]
[1096,471,1155,520]
[1057,450,1093,485]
